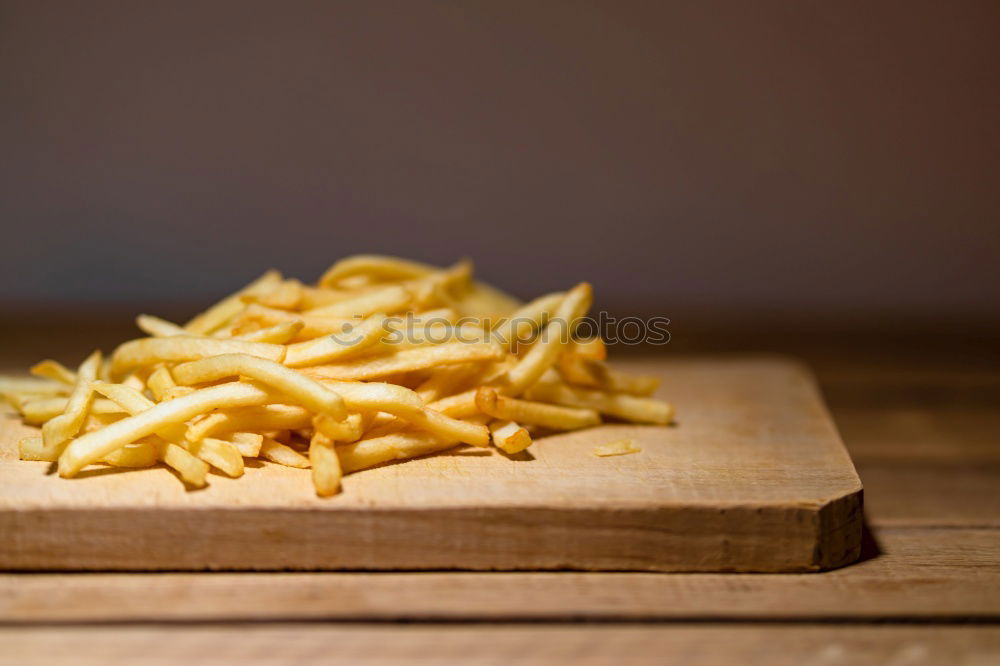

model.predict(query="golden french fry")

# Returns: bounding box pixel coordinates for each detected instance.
[159,442,209,487]
[313,413,365,442]
[306,284,412,318]
[319,255,436,287]
[29,360,77,386]
[524,381,674,425]
[41,350,102,451]
[302,342,503,381]
[171,353,346,419]
[186,404,313,441]
[110,336,285,377]
[20,396,125,425]
[314,381,425,418]
[242,279,303,310]
[557,354,659,396]
[426,389,479,419]
[188,438,244,477]
[260,436,310,468]
[475,387,600,430]
[489,420,532,454]
[309,432,342,497]
[164,386,196,400]
[228,431,264,457]
[136,314,186,337]
[19,436,56,461]
[59,381,278,477]
[593,439,641,457]
[185,269,282,335]
[283,315,387,367]
[235,320,304,344]
[337,431,458,474]
[146,365,176,402]
[404,408,489,447]
[102,440,159,467]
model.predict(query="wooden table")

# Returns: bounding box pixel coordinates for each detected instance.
[1,319,998,664]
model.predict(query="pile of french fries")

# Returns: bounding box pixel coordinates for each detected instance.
[1,256,674,496]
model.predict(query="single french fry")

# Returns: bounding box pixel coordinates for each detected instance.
[159,442,209,487]
[558,354,660,396]
[41,350,102,451]
[309,432,342,497]
[235,320,304,344]
[524,381,674,425]
[185,269,282,335]
[475,387,600,430]
[171,353,346,419]
[146,365,176,402]
[186,404,312,441]
[136,314,187,337]
[593,439,641,457]
[21,397,125,425]
[306,381,420,418]
[30,360,77,386]
[227,431,264,457]
[337,431,458,474]
[59,381,278,477]
[313,413,365,442]
[188,438,244,477]
[502,283,592,396]
[302,342,503,381]
[489,420,532,454]
[260,436,310,468]
[19,436,56,461]
[306,284,412,318]
[164,386,196,400]
[427,389,479,419]
[283,315,388,367]
[404,408,490,447]
[242,279,303,310]
[102,440,159,467]
[319,255,436,287]
[110,336,285,377]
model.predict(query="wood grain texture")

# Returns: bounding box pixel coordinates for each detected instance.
[2,624,999,666]
[0,357,862,572]
[1,528,996,622]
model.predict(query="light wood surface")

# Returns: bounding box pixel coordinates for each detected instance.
[3,624,999,666]
[1,333,997,664]
[1,527,996,622]
[0,357,862,572]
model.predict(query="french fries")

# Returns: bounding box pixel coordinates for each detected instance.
[1,255,674,497]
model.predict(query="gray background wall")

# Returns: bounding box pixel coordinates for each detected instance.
[1,1,997,318]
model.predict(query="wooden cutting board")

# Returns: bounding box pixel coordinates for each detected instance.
[0,356,862,572]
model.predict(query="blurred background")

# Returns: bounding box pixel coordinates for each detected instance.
[1,0,998,361]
